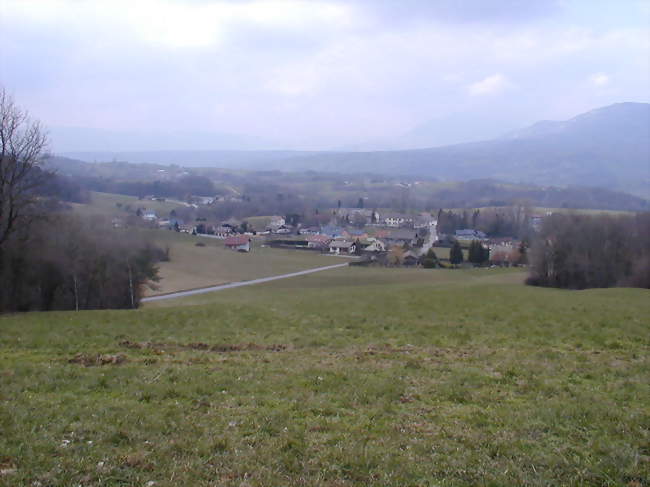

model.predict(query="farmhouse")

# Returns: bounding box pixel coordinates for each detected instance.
[384,229,418,246]
[224,235,251,252]
[329,240,356,255]
[306,234,332,249]
[360,239,386,252]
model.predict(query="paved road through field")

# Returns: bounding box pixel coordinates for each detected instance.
[142,262,349,302]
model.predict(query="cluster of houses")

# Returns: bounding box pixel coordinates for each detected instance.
[132,204,529,266]
[267,222,434,257]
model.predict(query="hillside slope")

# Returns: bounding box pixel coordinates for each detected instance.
[270,103,650,197]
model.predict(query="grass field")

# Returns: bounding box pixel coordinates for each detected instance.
[1,266,648,486]
[143,230,336,296]
[71,192,188,219]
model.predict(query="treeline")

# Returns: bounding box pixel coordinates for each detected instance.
[0,213,164,312]
[36,167,90,203]
[526,212,650,289]
[73,174,216,199]
[437,206,533,238]
[423,181,648,212]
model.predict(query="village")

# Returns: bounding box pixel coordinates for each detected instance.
[124,202,534,268]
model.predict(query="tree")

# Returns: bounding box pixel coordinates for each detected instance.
[0,87,48,247]
[357,197,364,209]
[450,240,464,266]
[468,240,488,265]
[421,248,438,268]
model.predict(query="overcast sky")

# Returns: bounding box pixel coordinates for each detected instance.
[1,0,649,150]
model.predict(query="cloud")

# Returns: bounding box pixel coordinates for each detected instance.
[345,0,561,25]
[468,74,512,96]
[0,0,648,149]
[589,72,611,87]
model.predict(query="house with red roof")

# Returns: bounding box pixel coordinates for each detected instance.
[224,235,251,252]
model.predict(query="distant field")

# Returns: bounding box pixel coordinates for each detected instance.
[1,267,648,486]
[71,191,188,218]
[145,230,336,295]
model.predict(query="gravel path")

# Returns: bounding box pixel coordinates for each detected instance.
[142,263,349,302]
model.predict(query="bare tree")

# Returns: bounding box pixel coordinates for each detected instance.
[0,87,48,246]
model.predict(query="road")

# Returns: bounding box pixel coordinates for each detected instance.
[141,263,349,303]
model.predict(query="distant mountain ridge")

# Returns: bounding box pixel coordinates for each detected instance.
[266,102,650,197]
[60,103,650,198]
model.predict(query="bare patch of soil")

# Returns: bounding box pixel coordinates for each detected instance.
[68,353,127,366]
[118,340,288,353]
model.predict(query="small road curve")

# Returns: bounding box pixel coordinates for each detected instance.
[142,263,349,303]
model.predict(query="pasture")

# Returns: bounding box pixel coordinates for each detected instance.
[143,230,335,296]
[71,191,188,219]
[1,266,648,486]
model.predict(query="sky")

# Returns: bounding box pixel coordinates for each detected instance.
[1,0,649,151]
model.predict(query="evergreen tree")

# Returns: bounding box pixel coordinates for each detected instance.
[357,197,364,209]
[468,240,488,265]
[450,240,464,266]
[421,248,438,268]
[470,240,477,263]
[354,238,363,255]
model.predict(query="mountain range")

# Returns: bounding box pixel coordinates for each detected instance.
[60,102,650,198]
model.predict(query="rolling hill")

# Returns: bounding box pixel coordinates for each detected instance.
[264,102,649,197]
[59,103,649,198]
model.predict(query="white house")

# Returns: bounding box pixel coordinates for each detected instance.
[269,215,286,230]
[361,239,386,252]
[328,240,356,255]
[142,210,157,222]
[383,213,413,227]
[214,226,234,239]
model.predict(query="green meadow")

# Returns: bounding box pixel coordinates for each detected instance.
[1,267,649,486]
[71,192,188,219]
[141,230,334,296]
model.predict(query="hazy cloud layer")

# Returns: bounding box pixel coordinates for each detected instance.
[1,0,648,150]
